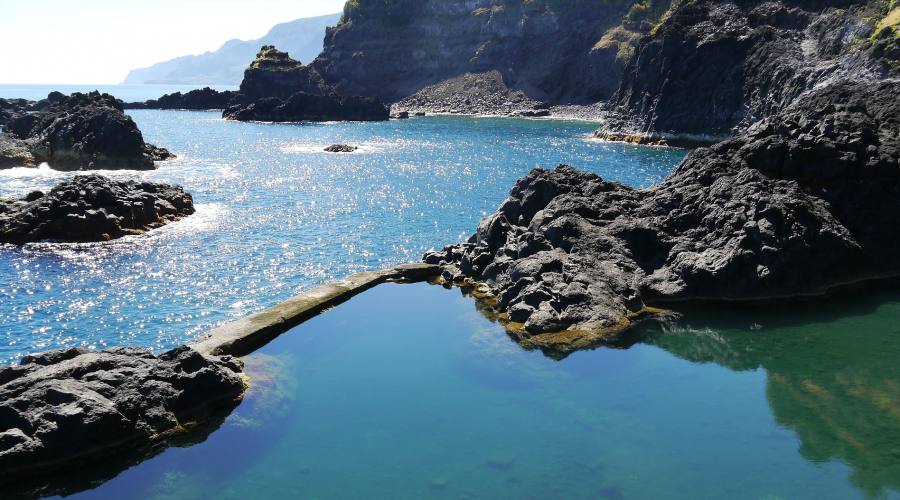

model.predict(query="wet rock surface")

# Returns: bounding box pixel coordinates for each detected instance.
[425,80,900,354]
[324,144,358,153]
[0,174,195,244]
[1,92,174,170]
[0,134,36,168]
[0,346,245,486]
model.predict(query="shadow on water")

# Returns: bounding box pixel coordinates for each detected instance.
[465,284,900,497]
[0,403,239,499]
[627,297,900,498]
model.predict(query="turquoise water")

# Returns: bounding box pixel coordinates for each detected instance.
[45,283,900,499]
[0,84,237,103]
[0,111,685,364]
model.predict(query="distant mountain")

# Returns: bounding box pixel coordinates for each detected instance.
[122,13,341,85]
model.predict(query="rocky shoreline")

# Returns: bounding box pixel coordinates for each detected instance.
[0,175,195,244]
[424,79,900,355]
[0,346,245,489]
[1,92,173,171]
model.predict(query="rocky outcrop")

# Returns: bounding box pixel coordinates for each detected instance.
[0,346,245,485]
[0,134,36,168]
[127,47,390,123]
[239,45,329,100]
[324,144,358,152]
[223,91,389,122]
[596,0,896,143]
[124,87,241,110]
[0,175,195,244]
[2,92,174,170]
[425,80,900,354]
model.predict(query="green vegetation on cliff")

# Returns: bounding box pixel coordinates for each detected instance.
[249,45,304,71]
[593,0,680,64]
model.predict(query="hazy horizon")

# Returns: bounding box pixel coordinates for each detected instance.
[0,0,346,85]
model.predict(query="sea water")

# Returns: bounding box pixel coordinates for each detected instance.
[1,95,897,499]
[0,110,684,363]
[47,283,900,499]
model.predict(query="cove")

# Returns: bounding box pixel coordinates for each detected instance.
[21,282,899,499]
[0,112,685,364]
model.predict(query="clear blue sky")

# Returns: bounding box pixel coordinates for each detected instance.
[0,0,346,84]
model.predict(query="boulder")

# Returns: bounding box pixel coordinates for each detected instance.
[0,174,195,244]
[324,144,358,153]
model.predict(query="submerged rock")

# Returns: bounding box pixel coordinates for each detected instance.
[223,91,389,123]
[425,80,900,354]
[0,346,245,485]
[2,92,174,170]
[324,144,358,153]
[0,174,195,244]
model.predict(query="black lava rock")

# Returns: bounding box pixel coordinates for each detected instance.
[0,174,195,244]
[3,92,174,170]
[0,346,245,484]
[425,79,900,354]
[223,91,389,122]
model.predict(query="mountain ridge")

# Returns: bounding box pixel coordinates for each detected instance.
[122,13,341,85]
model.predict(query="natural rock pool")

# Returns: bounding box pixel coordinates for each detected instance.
[25,282,900,499]
[0,112,684,364]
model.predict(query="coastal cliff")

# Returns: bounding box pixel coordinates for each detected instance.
[597,0,899,143]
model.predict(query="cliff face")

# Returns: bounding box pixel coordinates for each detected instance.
[599,0,898,140]
[308,0,896,136]
[311,0,640,103]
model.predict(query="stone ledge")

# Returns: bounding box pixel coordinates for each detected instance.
[192,263,440,356]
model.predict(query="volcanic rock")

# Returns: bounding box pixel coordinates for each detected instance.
[425,79,900,354]
[324,144,358,153]
[0,346,245,484]
[3,92,174,170]
[0,174,195,244]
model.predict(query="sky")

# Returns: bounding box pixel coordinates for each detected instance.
[0,0,347,84]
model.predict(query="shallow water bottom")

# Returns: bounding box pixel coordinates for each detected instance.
[54,283,900,499]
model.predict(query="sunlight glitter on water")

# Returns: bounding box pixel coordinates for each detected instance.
[0,112,687,364]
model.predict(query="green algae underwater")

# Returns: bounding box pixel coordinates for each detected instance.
[24,282,900,500]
